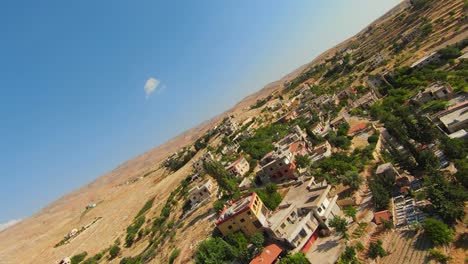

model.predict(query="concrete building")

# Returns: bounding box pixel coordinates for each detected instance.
[280,178,341,229]
[411,52,440,69]
[267,203,320,252]
[221,142,240,155]
[226,156,250,177]
[276,111,299,124]
[188,179,215,206]
[192,151,215,174]
[410,82,453,105]
[310,141,332,162]
[369,53,386,69]
[376,163,399,182]
[437,102,468,134]
[258,126,311,182]
[311,122,328,137]
[330,115,347,129]
[220,117,239,136]
[350,91,379,109]
[216,192,269,237]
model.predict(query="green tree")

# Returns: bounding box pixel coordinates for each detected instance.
[70,252,88,264]
[369,177,391,211]
[337,246,360,264]
[329,216,348,239]
[253,183,282,210]
[343,206,357,222]
[279,252,311,264]
[368,240,386,259]
[295,154,311,169]
[225,232,250,261]
[423,218,454,246]
[342,171,363,191]
[441,138,467,160]
[195,237,236,264]
[109,244,121,259]
[250,232,265,252]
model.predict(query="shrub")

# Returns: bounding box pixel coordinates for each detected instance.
[253,183,282,210]
[109,244,121,259]
[135,197,155,219]
[125,216,145,247]
[168,248,181,264]
[337,246,359,264]
[70,252,88,264]
[423,218,454,246]
[428,249,451,263]
[368,134,379,144]
[344,206,357,221]
[279,252,311,264]
[329,216,348,239]
[368,240,386,259]
[195,237,236,263]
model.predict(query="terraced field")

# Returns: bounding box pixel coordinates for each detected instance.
[380,230,432,264]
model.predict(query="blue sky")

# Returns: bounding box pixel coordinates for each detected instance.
[0,0,400,223]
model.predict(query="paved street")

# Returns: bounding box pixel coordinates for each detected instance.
[306,234,345,264]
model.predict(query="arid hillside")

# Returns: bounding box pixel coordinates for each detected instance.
[1,0,466,263]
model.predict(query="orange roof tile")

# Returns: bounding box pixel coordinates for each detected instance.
[374,210,391,225]
[250,244,282,264]
[347,122,368,135]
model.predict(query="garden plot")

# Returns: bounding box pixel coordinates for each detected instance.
[380,230,431,264]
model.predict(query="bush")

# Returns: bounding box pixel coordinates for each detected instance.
[168,248,181,264]
[368,240,386,259]
[337,246,359,264]
[109,244,121,259]
[295,154,311,169]
[253,183,282,210]
[423,218,454,246]
[329,216,348,238]
[135,197,155,219]
[125,216,145,247]
[428,249,451,263]
[70,252,88,264]
[195,237,236,263]
[279,252,311,264]
[368,134,379,144]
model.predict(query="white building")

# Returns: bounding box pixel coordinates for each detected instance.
[188,179,215,206]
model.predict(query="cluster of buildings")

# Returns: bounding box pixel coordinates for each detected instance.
[215,177,342,254]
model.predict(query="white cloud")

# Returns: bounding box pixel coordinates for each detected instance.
[144,77,160,98]
[0,219,21,232]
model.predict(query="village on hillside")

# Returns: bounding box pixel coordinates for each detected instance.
[57,1,467,264]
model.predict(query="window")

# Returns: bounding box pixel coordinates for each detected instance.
[317,207,322,213]
[299,229,307,238]
[284,169,288,173]
[247,211,252,216]
[253,220,262,228]
[228,225,233,230]
[280,223,286,229]
[279,162,283,166]
[240,218,245,223]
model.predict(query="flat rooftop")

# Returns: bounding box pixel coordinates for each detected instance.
[281,178,330,209]
[439,105,468,128]
[216,193,254,224]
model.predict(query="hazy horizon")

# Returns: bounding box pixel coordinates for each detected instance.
[0,0,401,224]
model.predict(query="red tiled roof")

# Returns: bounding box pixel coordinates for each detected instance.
[347,122,368,135]
[374,210,391,225]
[289,141,303,154]
[250,244,283,264]
[226,156,245,170]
